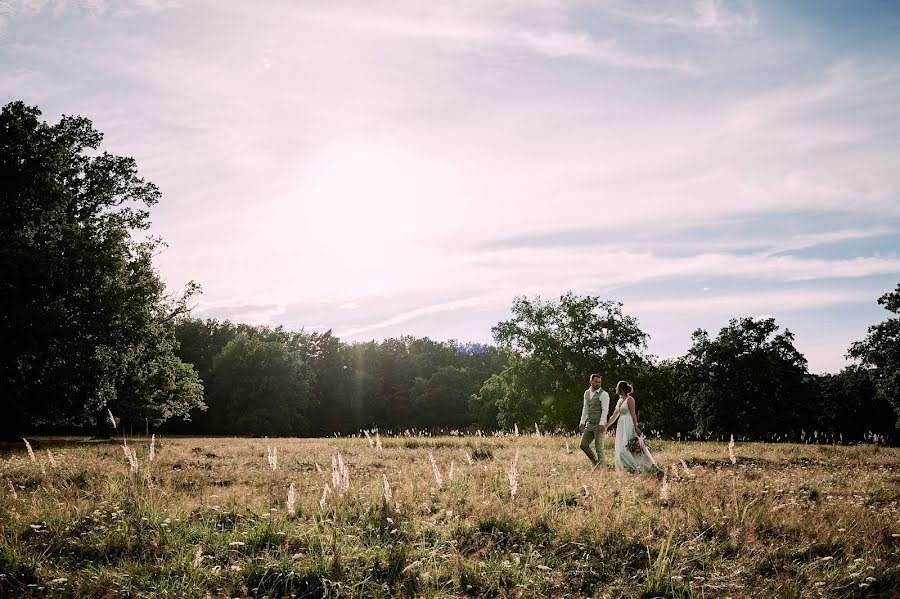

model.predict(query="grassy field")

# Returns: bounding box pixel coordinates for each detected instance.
[1,435,898,598]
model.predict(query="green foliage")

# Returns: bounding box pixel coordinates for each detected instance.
[171,320,510,435]
[210,333,312,436]
[812,366,895,438]
[630,359,696,434]
[848,283,900,428]
[486,293,650,429]
[410,366,478,430]
[682,317,811,436]
[0,101,203,438]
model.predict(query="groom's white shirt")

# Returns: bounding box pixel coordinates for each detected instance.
[580,387,610,427]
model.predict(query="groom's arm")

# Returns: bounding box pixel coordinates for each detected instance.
[579,391,589,426]
[599,391,610,428]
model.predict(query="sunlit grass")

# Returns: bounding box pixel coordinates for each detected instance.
[1,436,898,597]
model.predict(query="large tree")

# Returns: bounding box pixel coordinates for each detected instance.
[682,317,811,437]
[0,101,203,438]
[848,283,900,428]
[486,293,650,429]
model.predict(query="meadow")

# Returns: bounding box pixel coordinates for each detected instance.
[1,434,898,598]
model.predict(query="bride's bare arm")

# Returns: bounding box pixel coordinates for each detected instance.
[627,396,642,437]
[605,409,620,431]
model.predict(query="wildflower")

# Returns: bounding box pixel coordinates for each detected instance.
[428,452,444,488]
[508,450,520,499]
[286,483,296,515]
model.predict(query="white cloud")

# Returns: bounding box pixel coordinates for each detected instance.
[291,3,697,73]
[0,0,179,29]
[627,288,870,316]
[601,0,759,36]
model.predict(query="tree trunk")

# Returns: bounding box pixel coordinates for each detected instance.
[94,409,112,439]
[0,386,26,442]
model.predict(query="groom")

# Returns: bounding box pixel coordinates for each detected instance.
[578,373,610,465]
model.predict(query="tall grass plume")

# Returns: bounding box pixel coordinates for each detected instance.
[267,446,278,471]
[428,452,444,488]
[507,450,520,499]
[286,483,296,515]
[382,474,392,504]
[23,438,36,463]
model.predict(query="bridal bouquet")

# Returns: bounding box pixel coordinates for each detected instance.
[626,436,644,454]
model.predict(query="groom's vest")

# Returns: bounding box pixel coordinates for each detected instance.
[586,388,605,425]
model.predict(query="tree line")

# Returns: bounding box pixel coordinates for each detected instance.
[2,101,898,441]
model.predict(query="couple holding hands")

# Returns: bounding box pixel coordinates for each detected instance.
[578,374,661,474]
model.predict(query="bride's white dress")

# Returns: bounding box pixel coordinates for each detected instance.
[613,397,661,474]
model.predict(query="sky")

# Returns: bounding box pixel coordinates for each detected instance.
[2,0,899,373]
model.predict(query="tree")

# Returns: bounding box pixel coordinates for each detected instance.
[486,293,650,429]
[0,101,203,438]
[812,366,894,440]
[848,283,900,429]
[682,317,811,437]
[631,359,697,435]
[210,333,311,436]
[410,366,476,431]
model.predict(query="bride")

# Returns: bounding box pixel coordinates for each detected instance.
[604,380,662,474]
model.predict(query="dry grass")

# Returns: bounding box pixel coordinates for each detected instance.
[1,436,898,598]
